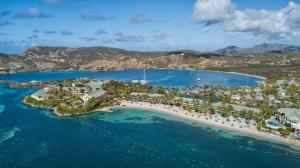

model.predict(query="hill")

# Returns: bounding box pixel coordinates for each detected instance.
[1,44,300,77]
[215,43,300,55]
[18,46,227,71]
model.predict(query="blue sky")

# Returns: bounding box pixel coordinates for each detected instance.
[1,0,300,54]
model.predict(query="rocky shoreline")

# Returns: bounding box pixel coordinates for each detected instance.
[23,98,113,117]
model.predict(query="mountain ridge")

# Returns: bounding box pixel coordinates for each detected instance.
[1,43,300,77]
[215,43,300,55]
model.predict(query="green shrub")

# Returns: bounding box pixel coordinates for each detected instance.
[278,128,291,137]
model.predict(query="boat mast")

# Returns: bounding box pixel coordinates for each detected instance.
[197,72,201,81]
[143,70,146,81]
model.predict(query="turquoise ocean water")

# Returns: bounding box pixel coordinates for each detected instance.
[0,70,299,168]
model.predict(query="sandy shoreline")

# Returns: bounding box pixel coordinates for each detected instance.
[116,101,300,147]
[226,71,267,80]
[197,69,267,80]
[23,97,300,147]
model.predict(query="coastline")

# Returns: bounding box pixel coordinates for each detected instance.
[23,97,300,148]
[114,100,300,148]
[0,68,267,80]
[226,71,267,80]
[23,99,112,117]
[23,99,69,117]
[196,69,267,80]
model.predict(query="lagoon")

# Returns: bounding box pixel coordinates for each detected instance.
[0,70,263,88]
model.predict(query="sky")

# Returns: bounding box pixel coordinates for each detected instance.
[1,0,300,54]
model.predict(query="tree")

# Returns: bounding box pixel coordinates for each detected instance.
[85,98,97,112]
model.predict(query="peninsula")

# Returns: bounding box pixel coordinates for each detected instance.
[23,72,300,146]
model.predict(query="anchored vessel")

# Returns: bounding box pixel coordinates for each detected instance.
[132,70,148,85]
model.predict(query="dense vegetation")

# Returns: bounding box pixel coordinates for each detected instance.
[24,73,300,138]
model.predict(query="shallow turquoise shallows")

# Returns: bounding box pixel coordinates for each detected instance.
[1,70,300,168]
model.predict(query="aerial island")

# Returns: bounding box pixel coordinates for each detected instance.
[22,72,300,146]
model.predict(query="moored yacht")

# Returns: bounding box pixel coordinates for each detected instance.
[132,70,148,85]
[196,72,201,81]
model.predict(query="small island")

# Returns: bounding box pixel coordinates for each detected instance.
[23,73,300,146]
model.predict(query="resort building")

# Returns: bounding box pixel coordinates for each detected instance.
[62,87,84,94]
[0,67,8,71]
[278,108,300,129]
[278,88,288,99]
[213,102,261,113]
[130,93,165,103]
[44,86,60,93]
[85,81,107,92]
[80,80,107,103]
[231,95,241,101]
[171,97,204,107]
[31,89,49,101]
[81,90,106,102]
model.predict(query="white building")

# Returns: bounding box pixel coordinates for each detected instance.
[231,95,241,101]
[31,89,49,101]
[81,90,106,103]
[279,108,300,129]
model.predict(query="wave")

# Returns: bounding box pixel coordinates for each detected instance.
[0,127,20,144]
[0,105,4,114]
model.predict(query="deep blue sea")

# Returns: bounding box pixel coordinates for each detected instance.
[0,70,299,168]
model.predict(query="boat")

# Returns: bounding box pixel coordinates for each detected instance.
[196,72,201,81]
[131,80,140,83]
[140,70,148,84]
[131,70,148,85]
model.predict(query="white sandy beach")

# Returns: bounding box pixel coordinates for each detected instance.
[116,100,300,147]
[196,69,267,80]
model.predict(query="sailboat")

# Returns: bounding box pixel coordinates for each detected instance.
[131,70,148,85]
[196,72,201,81]
[140,70,148,85]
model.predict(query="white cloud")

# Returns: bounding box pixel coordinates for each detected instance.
[193,0,300,39]
[193,0,234,25]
